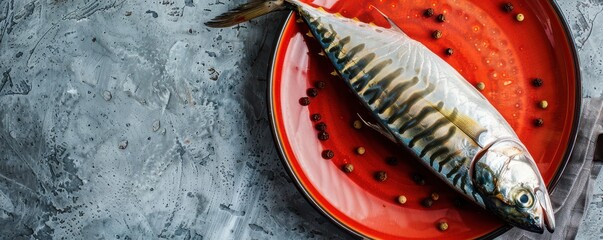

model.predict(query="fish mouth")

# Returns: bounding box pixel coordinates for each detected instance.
[536,188,555,233]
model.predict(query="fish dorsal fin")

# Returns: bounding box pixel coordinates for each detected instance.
[432,102,487,147]
[370,5,405,34]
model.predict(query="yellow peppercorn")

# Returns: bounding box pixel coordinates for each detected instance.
[397,195,407,205]
[431,192,440,201]
[356,147,366,155]
[438,222,449,231]
[343,164,354,173]
[353,120,363,129]
[539,100,548,109]
[476,82,486,91]
[516,13,525,22]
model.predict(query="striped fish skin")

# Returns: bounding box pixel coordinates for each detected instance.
[297,5,553,233]
[205,0,554,234]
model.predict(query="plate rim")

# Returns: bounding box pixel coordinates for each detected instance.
[266,0,582,238]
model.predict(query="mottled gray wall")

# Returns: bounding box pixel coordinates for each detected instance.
[0,0,601,239]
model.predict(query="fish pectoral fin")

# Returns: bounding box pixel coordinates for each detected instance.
[356,113,398,143]
[369,5,406,35]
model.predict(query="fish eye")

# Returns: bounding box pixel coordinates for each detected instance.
[515,189,534,208]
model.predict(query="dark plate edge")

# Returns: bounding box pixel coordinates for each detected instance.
[266,0,583,237]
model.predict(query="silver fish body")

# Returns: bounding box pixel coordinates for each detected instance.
[207,0,555,233]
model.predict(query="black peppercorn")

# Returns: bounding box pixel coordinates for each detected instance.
[318,131,329,141]
[421,198,434,207]
[386,157,398,166]
[436,14,446,22]
[532,78,543,87]
[307,88,318,97]
[432,30,442,39]
[315,81,326,89]
[502,2,514,12]
[315,122,327,131]
[412,173,425,185]
[322,150,334,159]
[311,113,321,121]
[375,171,387,182]
[299,97,310,106]
[454,197,464,208]
[534,118,544,127]
[445,48,454,56]
[424,8,434,17]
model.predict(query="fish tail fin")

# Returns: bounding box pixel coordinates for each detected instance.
[205,0,289,28]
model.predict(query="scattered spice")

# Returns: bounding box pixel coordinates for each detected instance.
[476,82,486,91]
[102,90,112,101]
[534,118,544,127]
[299,97,310,106]
[412,173,425,185]
[307,88,318,97]
[118,140,128,150]
[515,13,525,22]
[502,2,514,12]
[436,14,446,22]
[432,30,442,39]
[423,8,435,17]
[125,11,132,16]
[355,147,366,155]
[353,120,363,129]
[318,131,329,141]
[188,28,193,34]
[315,122,327,131]
[386,157,398,166]
[421,198,434,207]
[311,113,321,121]
[538,100,549,109]
[397,195,407,205]
[375,171,388,182]
[532,78,543,87]
[438,222,449,231]
[445,48,454,56]
[315,81,326,89]
[92,37,96,42]
[343,164,354,173]
[322,150,335,159]
[431,192,440,201]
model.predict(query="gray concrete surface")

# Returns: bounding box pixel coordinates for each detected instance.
[0,0,601,239]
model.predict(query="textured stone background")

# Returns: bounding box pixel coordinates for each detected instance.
[0,0,601,239]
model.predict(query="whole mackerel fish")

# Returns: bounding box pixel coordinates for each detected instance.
[206,0,555,233]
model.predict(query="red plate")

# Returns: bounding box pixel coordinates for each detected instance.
[268,0,580,239]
